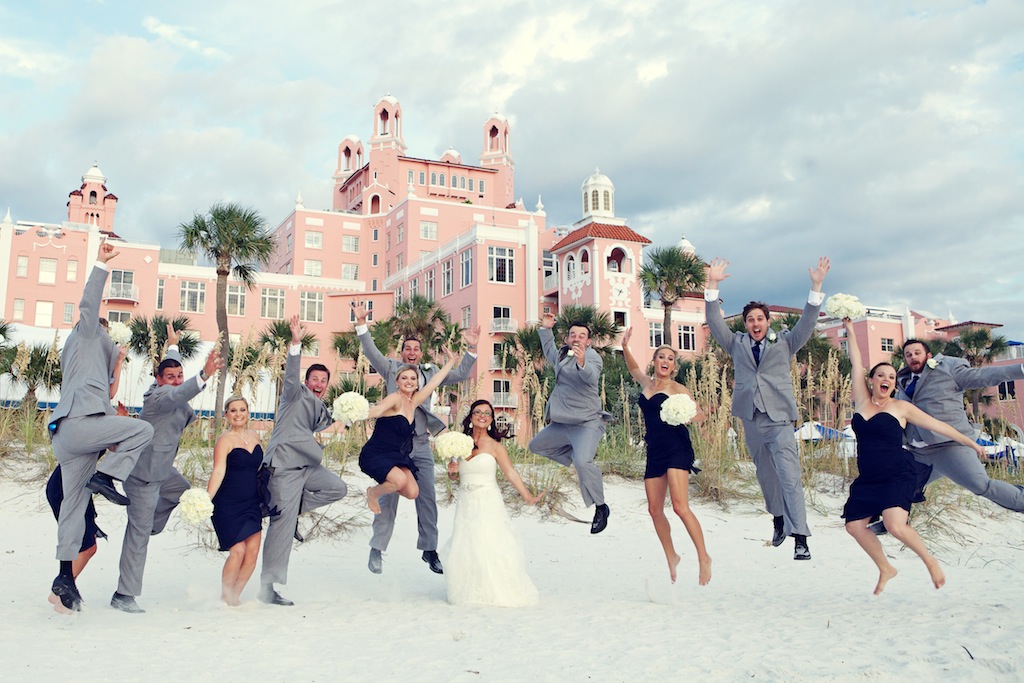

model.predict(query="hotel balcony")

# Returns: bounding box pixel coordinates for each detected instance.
[542,273,559,293]
[492,392,519,408]
[103,283,140,303]
[490,318,518,334]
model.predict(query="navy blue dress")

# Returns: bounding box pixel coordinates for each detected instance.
[638,393,700,479]
[211,444,264,551]
[359,414,417,484]
[842,413,932,521]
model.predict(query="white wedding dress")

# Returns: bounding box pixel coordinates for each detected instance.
[442,453,538,607]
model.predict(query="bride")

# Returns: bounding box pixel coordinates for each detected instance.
[442,399,542,607]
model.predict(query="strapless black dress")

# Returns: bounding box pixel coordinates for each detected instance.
[359,414,417,484]
[211,444,264,551]
[638,393,700,479]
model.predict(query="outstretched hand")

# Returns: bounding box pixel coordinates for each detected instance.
[289,314,303,345]
[96,238,119,264]
[352,301,368,325]
[621,326,633,346]
[166,322,179,347]
[809,256,831,290]
[204,350,225,378]
[707,258,729,287]
[463,324,481,347]
[540,312,555,329]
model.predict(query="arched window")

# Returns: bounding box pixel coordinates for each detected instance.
[343,147,352,171]
[439,174,446,187]
[431,172,437,185]
[378,109,390,135]
[565,255,576,280]
[607,247,626,273]
[370,195,381,213]
[603,190,611,211]
[89,191,97,205]
[583,192,589,213]
[460,176,466,189]
[591,190,599,211]
[580,249,590,274]
[489,125,499,151]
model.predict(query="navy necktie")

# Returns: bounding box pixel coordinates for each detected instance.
[752,341,761,366]
[904,374,919,398]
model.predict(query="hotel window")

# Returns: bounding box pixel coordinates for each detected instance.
[420,221,438,240]
[299,291,324,323]
[35,301,53,327]
[839,340,849,355]
[439,174,446,187]
[342,235,360,252]
[998,381,1017,401]
[107,310,131,324]
[397,254,404,270]
[468,178,474,191]
[350,299,374,322]
[408,170,414,185]
[372,228,379,242]
[881,338,895,353]
[303,259,322,278]
[462,306,471,329]
[649,322,664,347]
[677,325,696,352]
[386,262,391,277]
[308,339,320,357]
[386,233,391,250]
[613,311,627,329]
[371,278,378,292]
[424,270,435,300]
[395,286,404,306]
[261,288,286,319]
[12,299,24,321]
[16,255,27,278]
[39,258,58,284]
[226,284,246,316]
[110,270,135,299]
[66,259,78,282]
[460,176,466,189]
[603,190,611,211]
[460,249,473,287]
[419,171,426,185]
[410,278,419,298]
[180,281,206,313]
[441,260,453,296]
[342,263,359,280]
[397,224,404,244]
[487,246,514,283]
[305,231,323,249]
[430,172,437,185]
[479,180,485,194]
[372,253,379,266]
[156,279,165,310]
[63,303,74,324]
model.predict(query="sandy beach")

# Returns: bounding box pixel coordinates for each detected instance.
[2,468,1023,683]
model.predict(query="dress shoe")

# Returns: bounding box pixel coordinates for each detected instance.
[294,521,304,544]
[110,592,145,613]
[258,585,294,606]
[51,575,82,613]
[868,520,888,536]
[368,548,383,574]
[422,550,443,574]
[86,473,130,506]
[591,504,610,534]
[793,535,811,561]
[771,515,786,547]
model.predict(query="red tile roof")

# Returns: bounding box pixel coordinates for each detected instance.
[934,320,1002,332]
[551,222,652,252]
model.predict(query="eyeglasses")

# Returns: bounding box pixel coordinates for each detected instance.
[471,410,493,417]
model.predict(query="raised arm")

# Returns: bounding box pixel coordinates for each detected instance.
[492,443,541,505]
[163,349,223,405]
[79,239,118,339]
[897,401,986,459]
[411,351,458,407]
[353,302,389,376]
[443,325,481,384]
[620,327,649,388]
[538,313,560,366]
[703,258,734,348]
[280,315,304,401]
[843,318,870,409]
[785,257,831,352]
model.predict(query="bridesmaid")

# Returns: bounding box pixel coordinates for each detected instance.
[622,327,711,585]
[208,396,264,606]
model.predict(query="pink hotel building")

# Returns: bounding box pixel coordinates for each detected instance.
[1,95,1020,435]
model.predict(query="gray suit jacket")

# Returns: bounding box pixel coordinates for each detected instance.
[539,327,603,426]
[133,348,203,482]
[264,349,334,468]
[357,329,477,436]
[706,297,821,422]
[50,265,119,425]
[897,356,1024,445]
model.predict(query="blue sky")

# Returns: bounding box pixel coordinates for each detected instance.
[2,0,1023,339]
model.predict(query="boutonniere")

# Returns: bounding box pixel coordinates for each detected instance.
[926,358,938,369]
[567,349,576,357]
[421,362,433,371]
[767,332,777,343]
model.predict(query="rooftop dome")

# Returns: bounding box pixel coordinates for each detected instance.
[83,164,106,185]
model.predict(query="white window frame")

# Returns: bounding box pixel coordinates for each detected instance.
[305,231,323,249]
[180,281,206,313]
[299,291,324,323]
[487,246,514,283]
[226,283,246,317]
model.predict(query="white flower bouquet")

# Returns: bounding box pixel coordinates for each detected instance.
[660,393,698,426]
[107,320,131,345]
[178,488,214,527]
[433,431,475,460]
[332,391,370,424]
[825,293,866,321]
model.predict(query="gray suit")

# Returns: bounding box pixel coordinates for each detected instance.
[358,327,477,552]
[706,296,821,537]
[528,327,606,507]
[260,348,348,586]
[116,348,203,597]
[897,356,1024,511]
[50,265,154,561]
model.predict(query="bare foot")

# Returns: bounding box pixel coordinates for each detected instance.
[873,565,898,595]
[48,591,72,615]
[668,553,681,584]
[366,487,381,514]
[924,557,945,590]
[698,555,712,586]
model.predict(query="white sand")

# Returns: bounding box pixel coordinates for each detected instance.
[2,471,1023,682]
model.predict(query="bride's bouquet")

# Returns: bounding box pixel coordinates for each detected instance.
[107,320,131,345]
[825,293,866,321]
[660,394,698,426]
[178,488,214,527]
[332,391,370,424]
[433,431,474,460]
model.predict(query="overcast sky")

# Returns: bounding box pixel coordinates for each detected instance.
[2,1,1022,339]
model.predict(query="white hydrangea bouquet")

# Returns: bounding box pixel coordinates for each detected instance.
[178,488,214,527]
[332,391,370,424]
[107,320,131,345]
[825,293,866,320]
[433,431,475,460]
[660,393,698,426]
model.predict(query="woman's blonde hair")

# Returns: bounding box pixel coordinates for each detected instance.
[652,345,680,365]
[224,395,249,413]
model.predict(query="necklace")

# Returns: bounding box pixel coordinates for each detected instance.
[871,397,890,409]
[231,429,250,446]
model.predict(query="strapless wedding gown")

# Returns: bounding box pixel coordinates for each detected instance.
[442,453,538,607]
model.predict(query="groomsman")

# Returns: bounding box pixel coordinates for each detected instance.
[354,302,479,574]
[259,315,348,606]
[529,313,610,534]
[705,257,830,560]
[896,339,1024,511]
[48,239,154,613]
[111,325,222,613]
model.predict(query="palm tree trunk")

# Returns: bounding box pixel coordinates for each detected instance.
[662,301,674,347]
[214,264,230,430]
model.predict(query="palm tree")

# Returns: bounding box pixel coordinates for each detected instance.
[496,325,545,374]
[554,304,620,352]
[5,340,62,410]
[331,331,361,363]
[259,319,318,402]
[178,202,276,420]
[390,295,452,359]
[639,246,706,337]
[128,314,201,376]
[936,327,1009,418]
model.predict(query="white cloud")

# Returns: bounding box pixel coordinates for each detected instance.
[142,16,228,60]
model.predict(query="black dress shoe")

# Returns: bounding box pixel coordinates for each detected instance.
[771,516,786,547]
[868,520,888,536]
[793,535,811,561]
[51,575,82,612]
[294,521,304,544]
[422,550,443,574]
[86,473,130,506]
[110,592,145,613]
[258,585,294,606]
[368,548,383,574]
[591,504,610,534]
